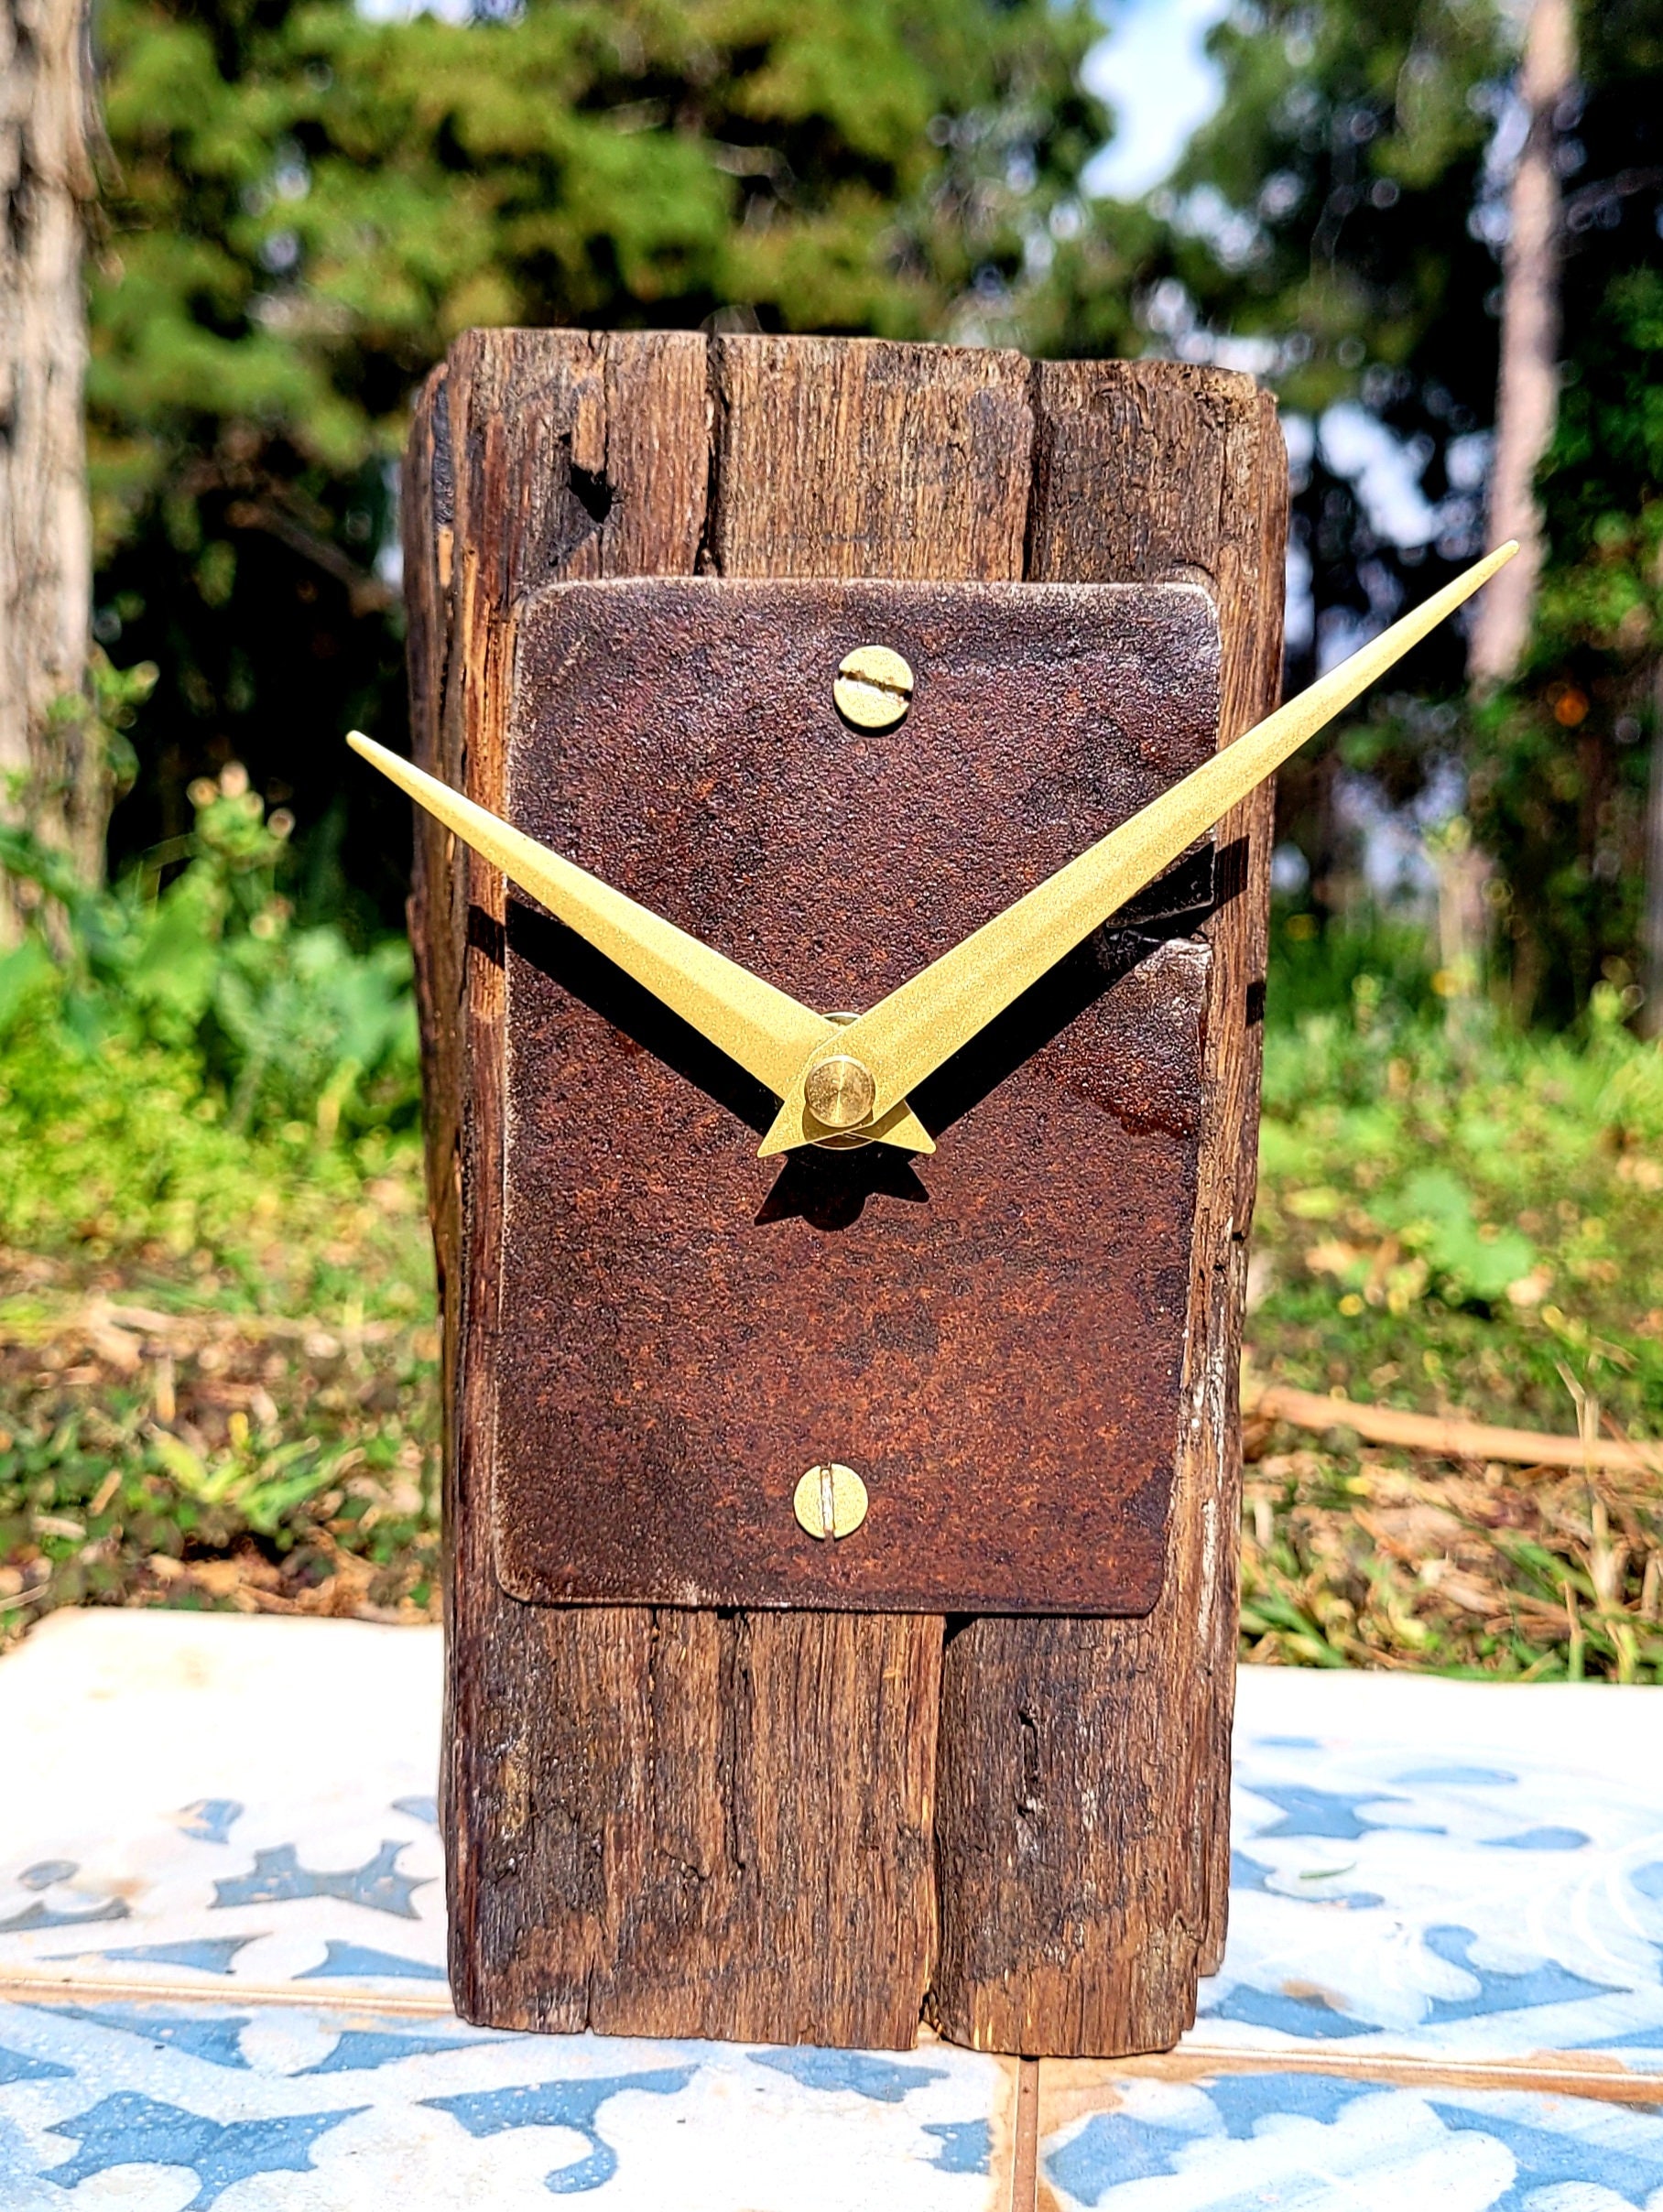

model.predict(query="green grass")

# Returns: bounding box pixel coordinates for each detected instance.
[1252,938,1663,1433]
[0,1025,438,1643]
[2,873,1660,1675]
[1240,911,1663,1680]
[0,773,435,1644]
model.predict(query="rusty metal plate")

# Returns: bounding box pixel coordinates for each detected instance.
[487,578,1221,1614]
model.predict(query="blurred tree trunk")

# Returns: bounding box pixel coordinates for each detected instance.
[0,0,97,937]
[1469,0,1576,689]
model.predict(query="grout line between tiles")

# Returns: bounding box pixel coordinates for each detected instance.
[1011,2056,1039,2211]
[0,1968,460,2018]
[5,1965,1659,2120]
[1065,2040,1663,2109]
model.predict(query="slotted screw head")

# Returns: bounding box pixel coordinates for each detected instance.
[833,645,914,732]
[794,1463,869,1541]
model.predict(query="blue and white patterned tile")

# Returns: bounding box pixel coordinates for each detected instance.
[10,1608,1663,2206]
[0,1610,447,2002]
[0,1997,1013,2208]
[1202,1669,1663,2067]
[1039,2065,1663,2210]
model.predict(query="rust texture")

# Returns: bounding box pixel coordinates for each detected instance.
[491,576,1219,1615]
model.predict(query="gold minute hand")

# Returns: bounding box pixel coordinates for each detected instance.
[347,734,935,1154]
[757,542,1517,1158]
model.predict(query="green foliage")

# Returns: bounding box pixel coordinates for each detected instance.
[1,650,157,859]
[1244,916,1663,1681]
[1261,902,1441,1022]
[1048,0,1662,1018]
[91,0,1104,903]
[1080,2,1503,602]
[146,1423,354,1535]
[1238,1433,1663,1680]
[1255,941,1663,1437]
[0,1287,439,1638]
[1141,0,1502,416]
[1044,0,1509,927]
[0,765,418,1142]
[1032,0,1508,433]
[0,819,434,1640]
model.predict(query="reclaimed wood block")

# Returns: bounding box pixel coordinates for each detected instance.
[404,334,1287,2054]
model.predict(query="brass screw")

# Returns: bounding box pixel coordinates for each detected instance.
[803,1053,876,1131]
[794,1462,869,1541]
[833,645,914,732]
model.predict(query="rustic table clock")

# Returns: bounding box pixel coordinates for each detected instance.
[383,331,1506,2058]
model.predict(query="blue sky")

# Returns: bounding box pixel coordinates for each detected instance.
[1081,0,1232,201]
[1081,0,1491,587]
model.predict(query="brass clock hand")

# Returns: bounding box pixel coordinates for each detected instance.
[348,734,936,1154]
[757,541,1517,1157]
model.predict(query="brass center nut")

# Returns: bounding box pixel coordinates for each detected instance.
[833,645,914,732]
[793,1463,869,1541]
[803,1053,876,1131]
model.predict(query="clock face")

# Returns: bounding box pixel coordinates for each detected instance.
[486,577,1221,1614]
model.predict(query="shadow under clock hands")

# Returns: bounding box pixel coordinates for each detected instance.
[506,903,780,1136]
[505,837,1243,1232]
[510,902,930,1231]
[911,834,1243,1140]
[1113,839,1222,933]
[755,1145,931,1231]
[909,930,1152,1138]
[749,841,1243,1229]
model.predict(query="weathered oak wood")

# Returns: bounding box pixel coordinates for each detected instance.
[408,335,1286,2054]
[708,335,1034,580]
[412,331,1047,2046]
[931,363,1287,2055]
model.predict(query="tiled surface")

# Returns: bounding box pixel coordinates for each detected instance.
[1040,2070,1663,2209]
[0,1611,446,2001]
[1039,1668,1663,2211]
[0,1999,1008,2208]
[1206,1668,1663,2066]
[0,1612,1014,2206]
[3,1610,1659,2206]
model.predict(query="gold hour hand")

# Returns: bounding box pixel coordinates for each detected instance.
[757,542,1517,1157]
[347,734,935,1154]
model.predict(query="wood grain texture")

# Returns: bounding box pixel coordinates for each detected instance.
[411,330,1046,2046]
[930,362,1288,2055]
[708,336,1034,580]
[407,335,1285,2055]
